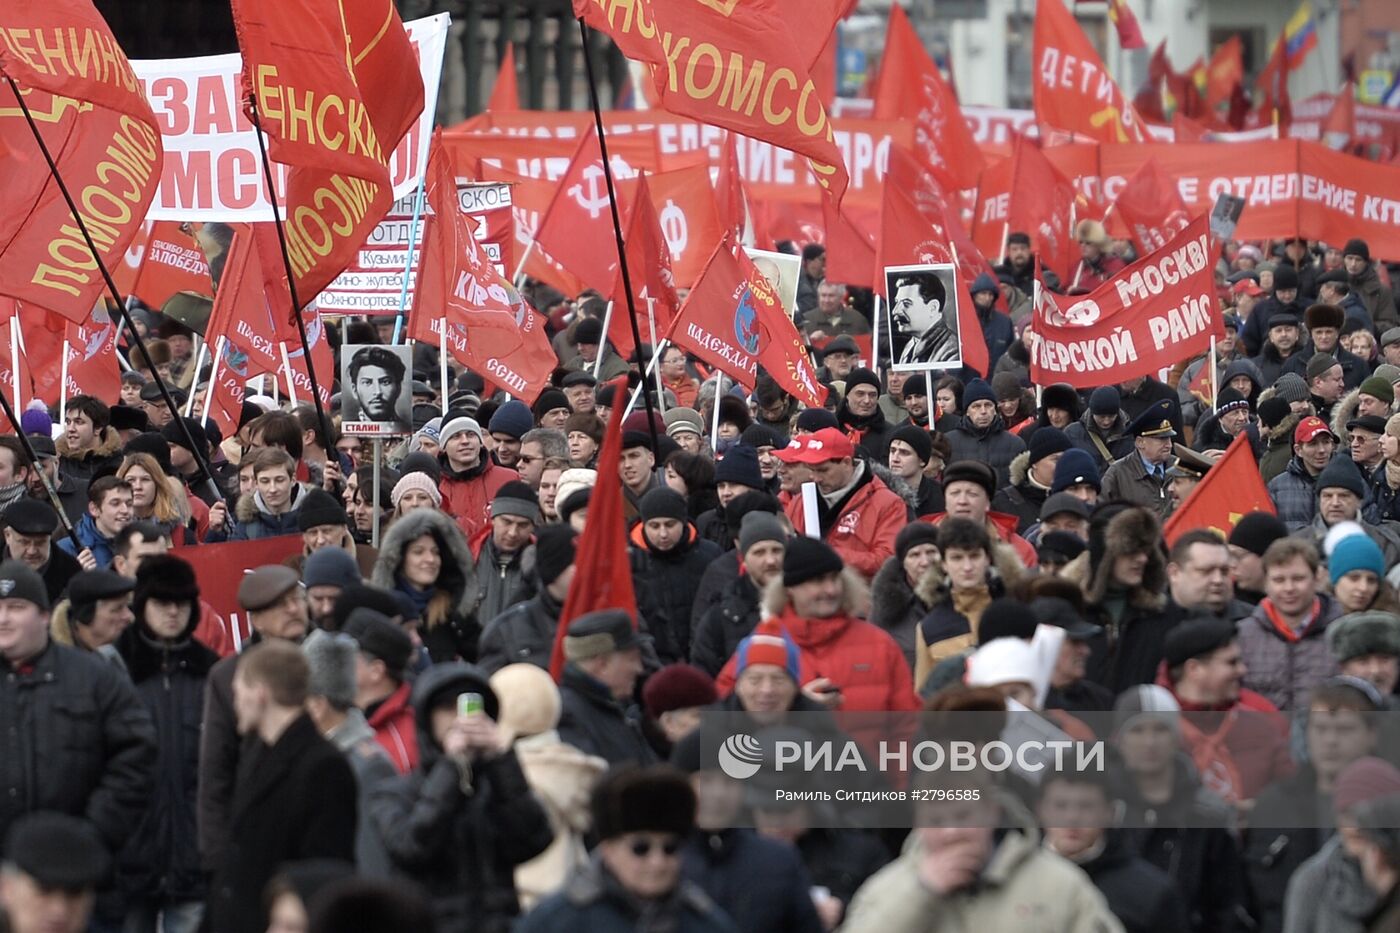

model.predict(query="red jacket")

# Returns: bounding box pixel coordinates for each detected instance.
[1156,664,1293,804]
[920,510,1039,569]
[438,454,518,539]
[782,468,908,579]
[366,681,418,775]
[715,606,921,713]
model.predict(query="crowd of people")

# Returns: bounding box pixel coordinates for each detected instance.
[6,230,1400,933]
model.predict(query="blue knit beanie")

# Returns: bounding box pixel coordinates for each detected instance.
[962,378,996,408]
[1330,533,1385,585]
[1051,447,1101,493]
[487,399,534,440]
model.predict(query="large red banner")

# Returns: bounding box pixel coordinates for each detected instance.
[0,0,163,321]
[1029,214,1222,388]
[172,536,303,642]
[230,0,423,305]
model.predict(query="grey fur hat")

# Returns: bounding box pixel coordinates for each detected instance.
[1327,611,1400,664]
[302,630,358,708]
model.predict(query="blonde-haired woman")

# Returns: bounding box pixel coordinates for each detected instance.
[119,452,204,544]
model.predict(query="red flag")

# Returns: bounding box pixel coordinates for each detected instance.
[1172,112,1210,142]
[131,222,213,311]
[1106,0,1146,50]
[610,174,681,357]
[1029,214,1222,389]
[873,5,983,190]
[1186,356,1215,407]
[670,235,823,409]
[478,162,586,297]
[821,199,877,289]
[1206,36,1244,111]
[230,0,423,306]
[1253,33,1292,129]
[1162,433,1274,547]
[1007,135,1078,281]
[0,0,163,321]
[1033,0,1148,143]
[1322,83,1356,150]
[549,376,638,681]
[532,126,630,295]
[60,313,122,405]
[0,304,35,426]
[204,340,249,443]
[644,162,727,290]
[410,133,527,382]
[576,0,856,202]
[204,226,283,379]
[715,132,748,242]
[1111,158,1191,254]
[487,44,521,113]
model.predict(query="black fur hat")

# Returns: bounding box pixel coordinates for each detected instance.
[591,765,696,840]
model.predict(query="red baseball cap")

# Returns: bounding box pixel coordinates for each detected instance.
[772,427,855,464]
[1294,416,1337,445]
[1232,279,1266,298]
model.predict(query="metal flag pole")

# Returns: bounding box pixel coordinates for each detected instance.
[392,176,428,345]
[247,104,332,454]
[511,240,537,288]
[202,337,226,425]
[594,301,614,380]
[279,342,300,405]
[440,326,450,416]
[5,76,222,502]
[184,338,209,416]
[577,17,661,452]
[372,438,384,549]
[622,339,667,420]
[646,297,665,410]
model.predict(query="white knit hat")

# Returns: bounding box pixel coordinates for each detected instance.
[391,471,441,507]
[555,468,597,520]
[439,416,483,447]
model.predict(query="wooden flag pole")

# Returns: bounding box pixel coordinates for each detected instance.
[6,76,222,502]
[578,17,660,452]
[247,104,332,454]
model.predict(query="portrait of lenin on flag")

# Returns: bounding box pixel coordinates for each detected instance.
[885,264,962,370]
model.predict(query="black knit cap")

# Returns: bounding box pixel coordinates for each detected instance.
[534,523,578,586]
[1227,511,1289,557]
[4,812,110,890]
[297,488,348,531]
[894,522,940,563]
[890,425,933,463]
[844,367,881,394]
[977,597,1037,645]
[639,487,689,523]
[783,536,843,586]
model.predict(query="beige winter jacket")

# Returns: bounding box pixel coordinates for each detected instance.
[511,731,608,910]
[840,811,1124,933]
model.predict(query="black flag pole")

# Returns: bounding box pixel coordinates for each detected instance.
[5,77,225,504]
[246,105,333,456]
[0,385,85,555]
[576,19,661,455]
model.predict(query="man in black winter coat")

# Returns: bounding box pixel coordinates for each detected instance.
[557,610,659,766]
[197,565,309,873]
[1037,771,1186,933]
[837,368,895,466]
[631,489,723,664]
[992,427,1072,534]
[692,513,787,675]
[370,662,553,933]
[689,491,783,625]
[0,560,156,923]
[1241,264,1305,357]
[209,641,357,933]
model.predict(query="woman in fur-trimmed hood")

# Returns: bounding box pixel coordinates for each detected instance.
[1061,504,1171,694]
[372,508,481,664]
